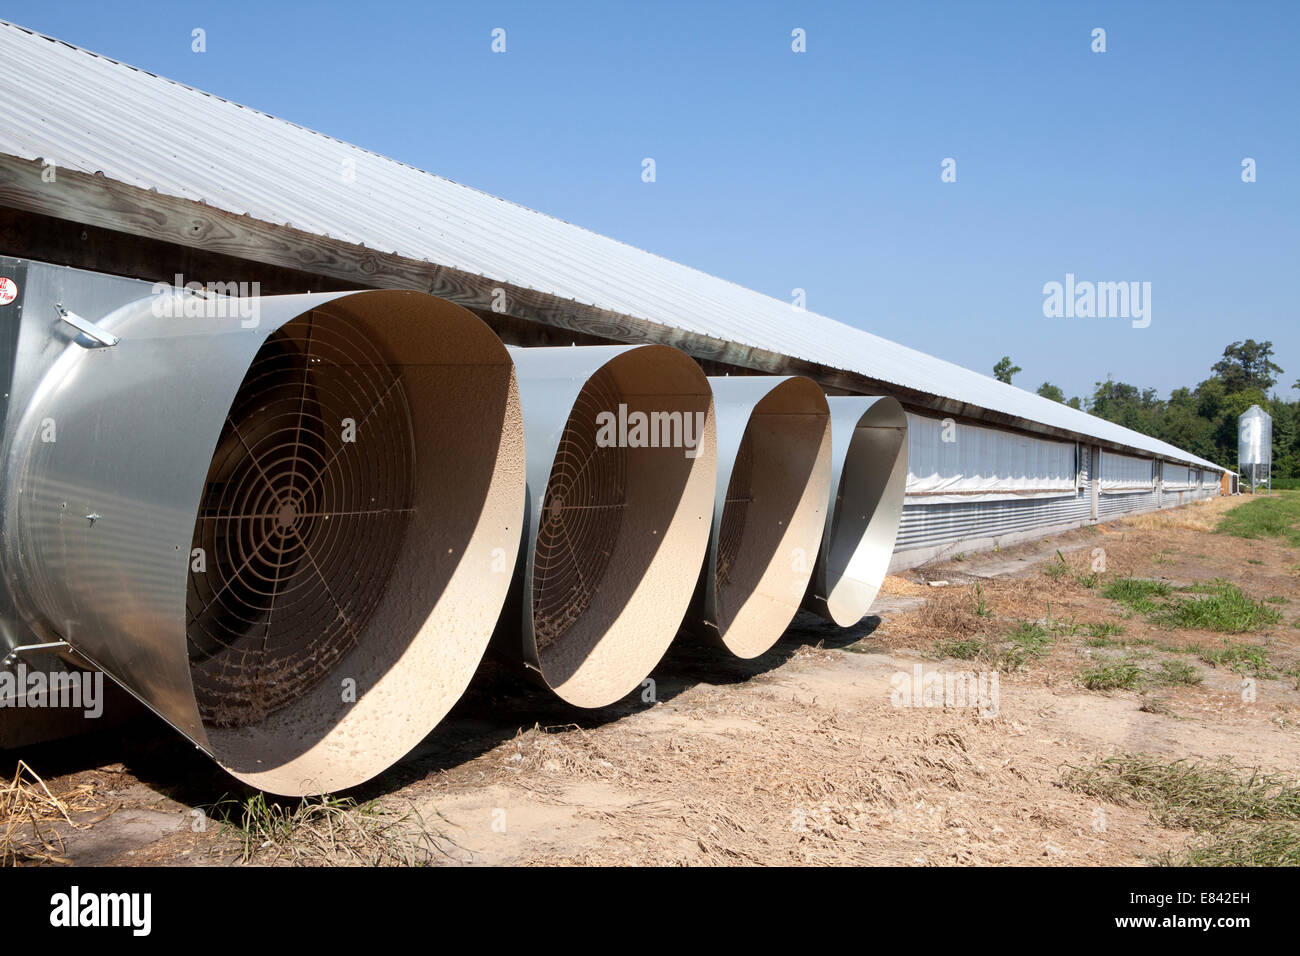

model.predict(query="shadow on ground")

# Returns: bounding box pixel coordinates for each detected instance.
[2,612,882,809]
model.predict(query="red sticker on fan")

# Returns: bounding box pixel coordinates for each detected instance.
[0,278,16,306]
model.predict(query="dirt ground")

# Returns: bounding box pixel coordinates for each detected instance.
[5,494,1299,866]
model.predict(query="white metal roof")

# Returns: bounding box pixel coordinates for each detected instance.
[0,19,1224,471]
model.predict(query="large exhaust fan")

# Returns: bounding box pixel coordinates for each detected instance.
[2,281,524,795]
[496,344,716,707]
[804,396,908,626]
[687,376,831,657]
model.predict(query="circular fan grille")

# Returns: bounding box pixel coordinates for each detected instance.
[186,310,415,728]
[715,429,754,596]
[531,367,628,650]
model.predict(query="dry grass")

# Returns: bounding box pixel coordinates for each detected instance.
[207,791,453,866]
[880,574,930,597]
[886,564,1096,653]
[1122,496,1241,533]
[510,710,1031,866]
[899,586,989,642]
[987,573,1089,619]
[1,760,111,866]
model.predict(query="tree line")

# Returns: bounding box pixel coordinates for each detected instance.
[991,340,1296,475]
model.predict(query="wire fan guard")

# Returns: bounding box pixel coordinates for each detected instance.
[532,368,628,649]
[187,310,415,727]
[715,430,754,597]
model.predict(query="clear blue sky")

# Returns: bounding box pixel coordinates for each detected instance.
[9,1,1298,402]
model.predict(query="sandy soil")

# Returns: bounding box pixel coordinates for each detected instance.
[6,494,1299,866]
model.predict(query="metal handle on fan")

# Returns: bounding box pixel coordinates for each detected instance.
[55,303,120,348]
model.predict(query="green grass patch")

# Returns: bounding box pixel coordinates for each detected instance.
[1173,578,1233,594]
[1042,552,1070,581]
[1061,754,1300,865]
[1084,635,1125,648]
[1198,639,1275,678]
[1045,607,1082,637]
[933,637,985,661]
[995,621,1054,668]
[1041,550,1102,588]
[1079,660,1147,691]
[1154,659,1203,686]
[1085,635,1156,649]
[1179,823,1300,866]
[1215,491,1300,547]
[1150,583,1281,633]
[1103,577,1172,613]
[1086,620,1126,638]
[1078,657,1202,691]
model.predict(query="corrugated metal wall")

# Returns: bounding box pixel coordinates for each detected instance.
[896,443,1093,551]
[895,436,1222,560]
[1098,488,1160,517]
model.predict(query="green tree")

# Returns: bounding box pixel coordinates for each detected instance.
[993,356,1021,384]
[1157,403,1215,461]
[1212,340,1283,393]
[1269,396,1298,478]
[1194,377,1227,423]
[1036,382,1065,403]
[1088,377,1162,437]
[974,340,1296,471]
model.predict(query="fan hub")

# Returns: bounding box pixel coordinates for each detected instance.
[274,500,299,529]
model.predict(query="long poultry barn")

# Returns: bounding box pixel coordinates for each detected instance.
[0,21,1225,794]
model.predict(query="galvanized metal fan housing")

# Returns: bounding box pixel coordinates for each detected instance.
[3,282,525,795]
[502,344,716,708]
[687,376,832,658]
[805,396,909,626]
